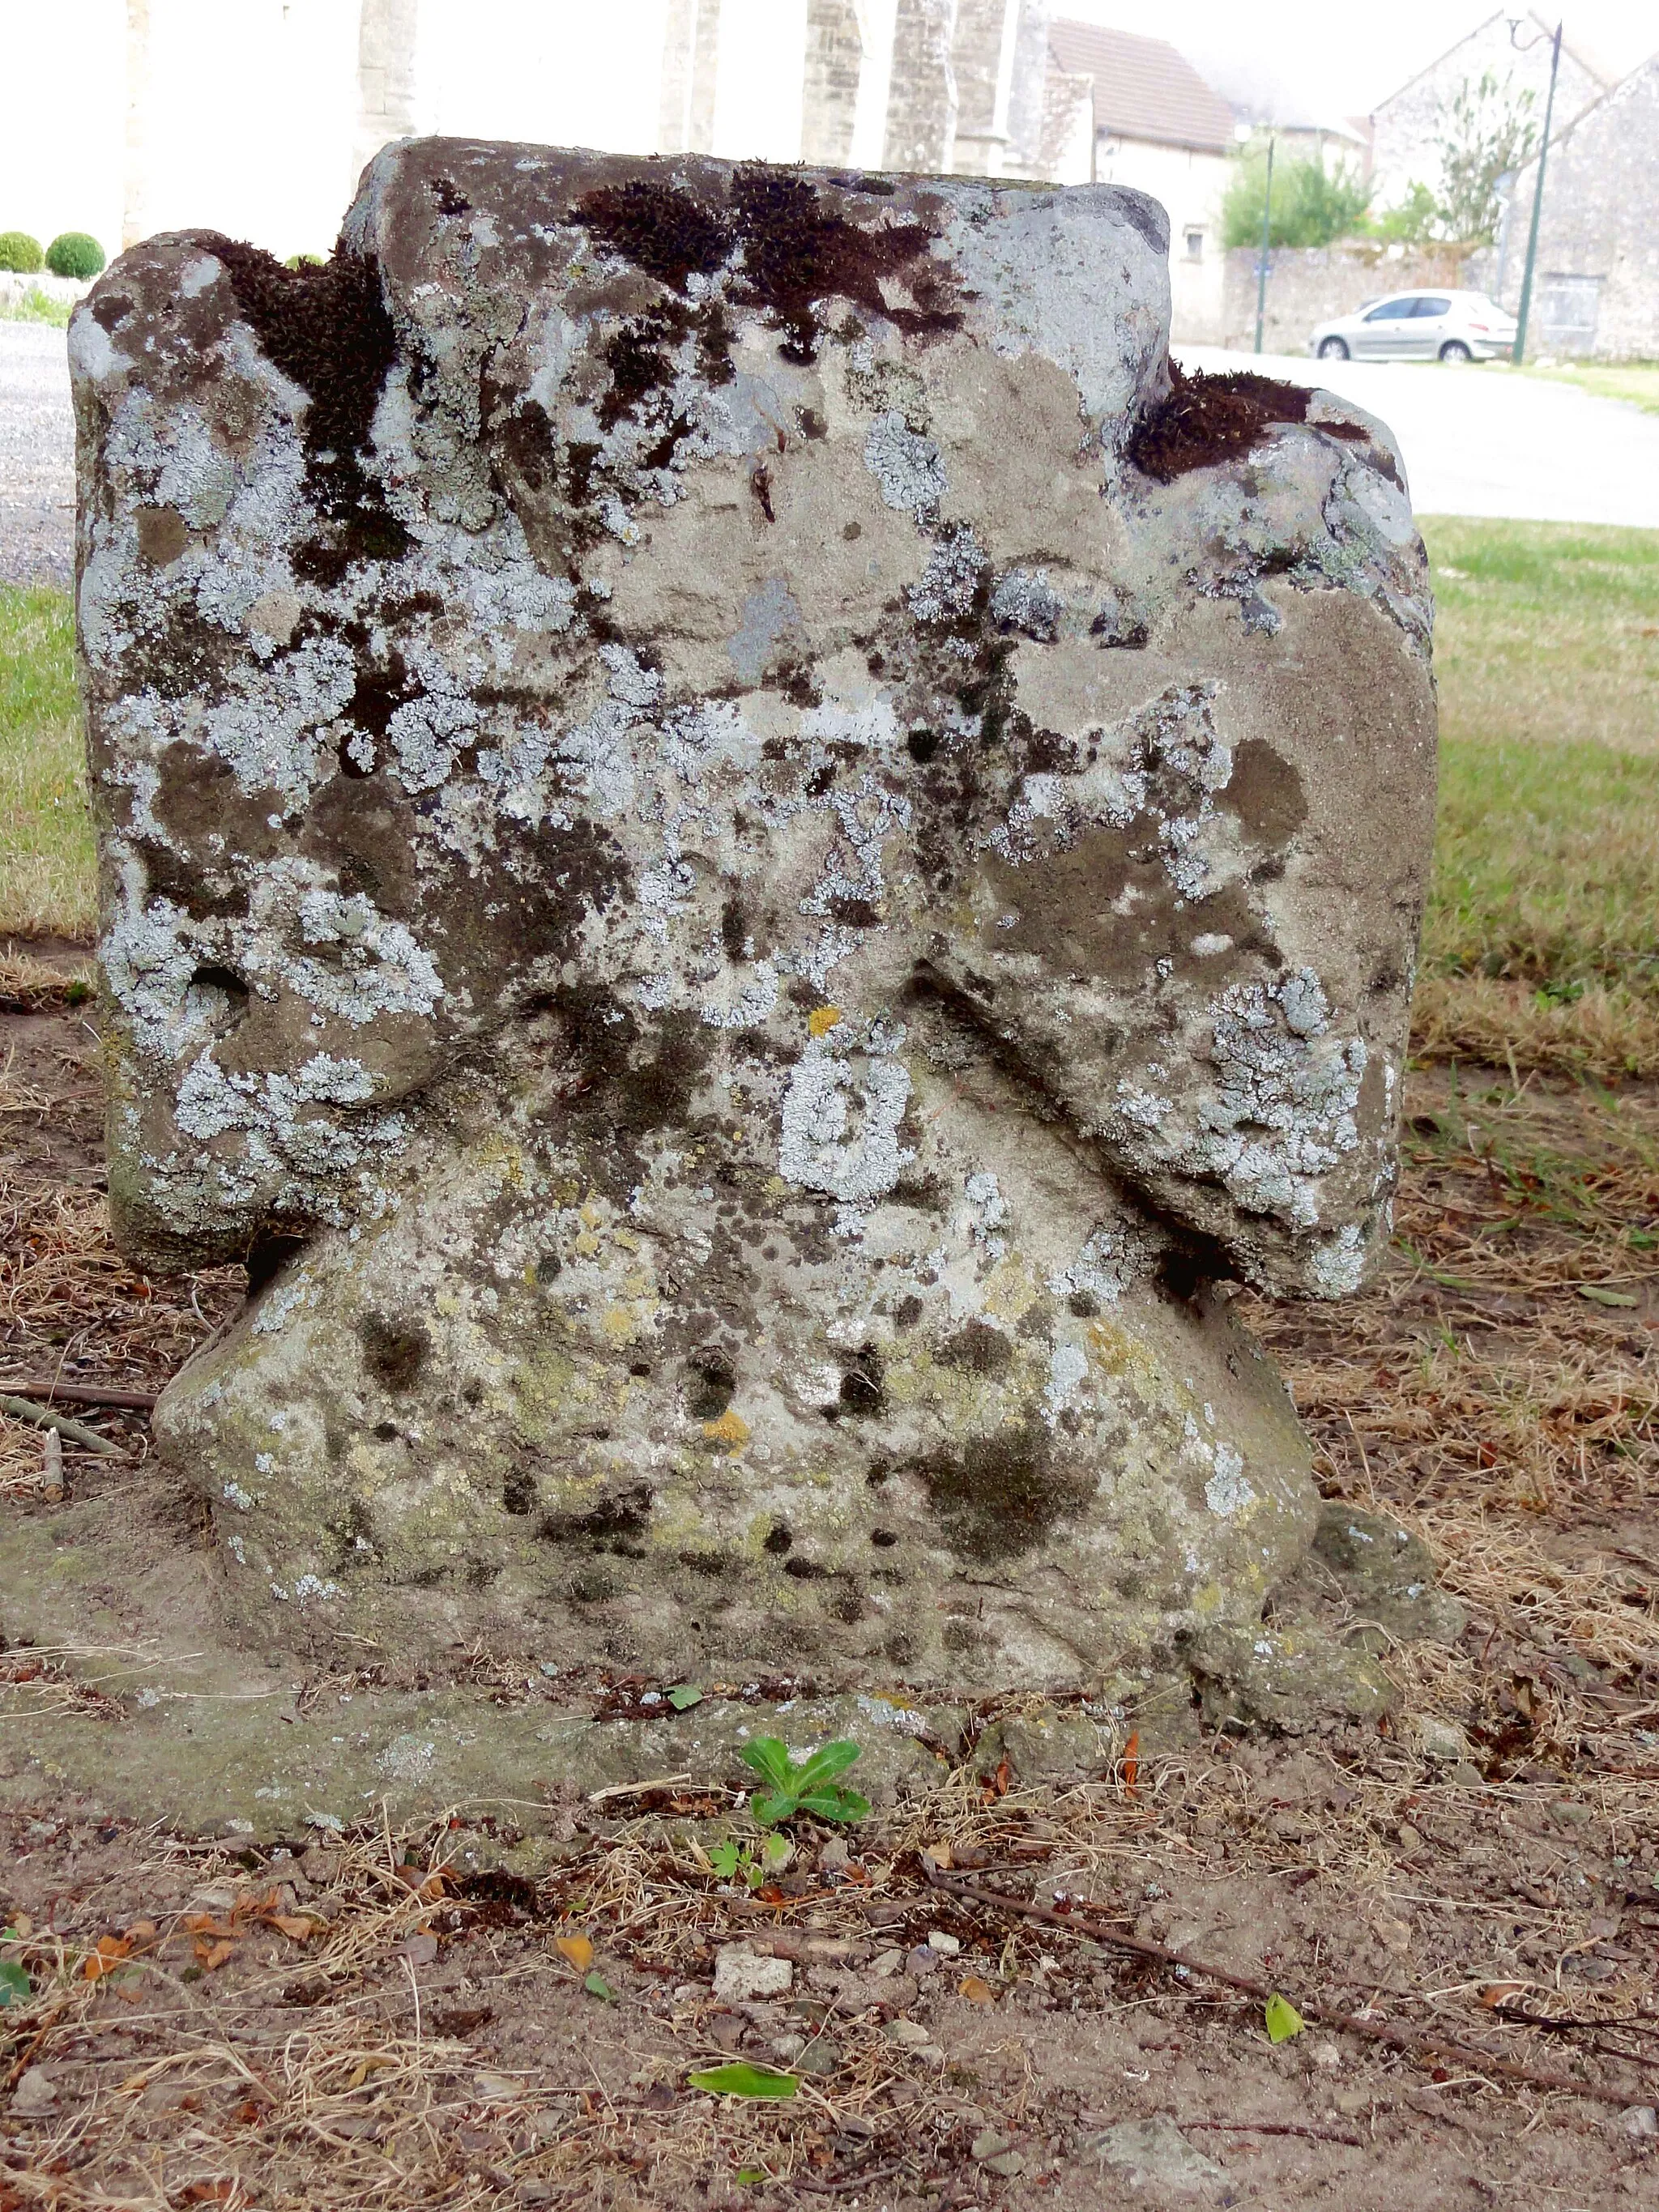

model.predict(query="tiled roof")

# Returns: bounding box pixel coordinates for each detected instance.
[1048,20,1238,155]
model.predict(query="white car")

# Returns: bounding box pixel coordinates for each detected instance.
[1309,289,1518,363]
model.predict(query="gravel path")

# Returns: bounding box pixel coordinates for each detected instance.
[0,322,75,590]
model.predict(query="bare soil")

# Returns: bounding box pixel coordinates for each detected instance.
[2,975,1657,2210]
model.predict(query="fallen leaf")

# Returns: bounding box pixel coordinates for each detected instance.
[181,2184,236,2204]
[124,1920,158,1946]
[667,1684,703,1711]
[1265,1993,1305,2044]
[346,2053,398,2089]
[959,1975,996,2005]
[83,1935,133,1981]
[1121,1729,1141,1797]
[923,1840,952,1870]
[194,1940,235,1973]
[687,2063,799,2099]
[270,1915,316,1941]
[1579,1285,1638,1308]
[555,1933,595,1972]
[1481,1981,1530,2007]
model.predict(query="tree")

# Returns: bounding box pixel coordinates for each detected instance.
[1434,70,1538,245]
[1366,181,1440,246]
[1221,147,1372,251]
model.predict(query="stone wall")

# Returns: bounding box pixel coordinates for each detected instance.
[1495,57,1659,361]
[1219,243,1479,356]
[801,0,868,165]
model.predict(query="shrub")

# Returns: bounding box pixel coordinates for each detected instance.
[284,252,325,270]
[1222,150,1371,251]
[0,231,44,274]
[45,232,104,280]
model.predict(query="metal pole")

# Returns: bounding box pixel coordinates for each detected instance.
[1254,135,1274,356]
[1512,22,1561,365]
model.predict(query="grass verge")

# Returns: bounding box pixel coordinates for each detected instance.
[0,585,94,941]
[1523,357,1659,416]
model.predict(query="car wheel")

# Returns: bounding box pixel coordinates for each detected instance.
[1439,340,1473,362]
[1317,337,1350,360]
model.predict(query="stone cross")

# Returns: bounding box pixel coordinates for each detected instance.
[71,143,1435,1690]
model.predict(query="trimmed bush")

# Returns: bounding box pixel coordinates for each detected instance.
[45,232,105,280]
[0,232,44,274]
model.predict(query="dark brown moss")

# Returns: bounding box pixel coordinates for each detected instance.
[1127,360,1368,483]
[574,177,733,292]
[730,165,959,362]
[575,170,959,366]
[207,236,396,471]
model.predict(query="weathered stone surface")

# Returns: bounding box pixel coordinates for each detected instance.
[70,141,1435,1691]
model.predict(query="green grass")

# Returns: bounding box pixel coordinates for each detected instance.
[1414,518,1659,1079]
[4,518,1658,1076]
[1525,360,1659,416]
[0,584,95,940]
[0,290,73,327]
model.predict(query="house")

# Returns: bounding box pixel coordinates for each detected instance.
[1367,8,1613,224]
[1495,51,1659,360]
[1044,19,1239,341]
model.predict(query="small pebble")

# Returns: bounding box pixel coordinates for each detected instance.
[11,2068,57,2117]
[926,1929,962,1954]
[712,1945,792,2003]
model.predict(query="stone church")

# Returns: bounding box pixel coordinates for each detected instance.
[85,2,1237,338]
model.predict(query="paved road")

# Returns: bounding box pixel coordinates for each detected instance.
[0,322,75,590]
[2,323,1655,592]
[1177,345,1659,528]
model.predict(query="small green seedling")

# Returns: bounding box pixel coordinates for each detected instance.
[707,1833,791,1888]
[0,1958,29,2007]
[666,1683,703,1711]
[740,1737,869,1827]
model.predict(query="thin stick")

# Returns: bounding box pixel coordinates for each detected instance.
[0,1379,158,1411]
[924,1867,1638,2108]
[1183,2120,1365,2146]
[0,1394,123,1456]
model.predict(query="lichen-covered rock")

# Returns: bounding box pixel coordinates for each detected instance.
[70,141,1435,1689]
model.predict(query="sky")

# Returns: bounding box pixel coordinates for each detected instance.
[1056,0,1658,125]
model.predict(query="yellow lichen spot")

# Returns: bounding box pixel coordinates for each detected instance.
[600,1306,638,1345]
[703,1408,750,1451]
[574,1230,602,1257]
[1192,1579,1225,1619]
[808,1004,842,1038]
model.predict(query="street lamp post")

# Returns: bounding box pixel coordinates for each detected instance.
[1508,17,1563,365]
[1254,134,1275,356]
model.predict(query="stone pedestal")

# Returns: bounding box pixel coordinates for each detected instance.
[71,143,1435,1692]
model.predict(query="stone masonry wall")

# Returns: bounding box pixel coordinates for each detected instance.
[1221,244,1480,356]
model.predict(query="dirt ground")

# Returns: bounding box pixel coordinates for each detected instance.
[2,956,1657,2210]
